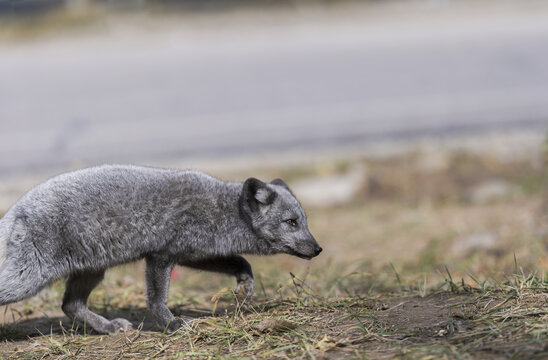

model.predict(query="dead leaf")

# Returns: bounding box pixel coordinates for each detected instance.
[314,335,348,351]
[210,287,232,315]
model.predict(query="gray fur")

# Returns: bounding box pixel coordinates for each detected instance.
[0,165,321,334]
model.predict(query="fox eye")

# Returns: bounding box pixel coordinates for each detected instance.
[284,219,298,227]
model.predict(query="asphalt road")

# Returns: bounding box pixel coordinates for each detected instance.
[0,2,547,174]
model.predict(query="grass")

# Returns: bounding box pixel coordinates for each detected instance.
[1,272,547,359]
[0,145,547,359]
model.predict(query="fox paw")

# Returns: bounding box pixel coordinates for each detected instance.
[166,317,193,333]
[108,318,133,334]
[235,280,254,305]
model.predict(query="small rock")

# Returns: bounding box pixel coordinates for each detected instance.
[451,232,498,255]
[290,166,366,207]
[469,179,517,204]
[376,303,390,311]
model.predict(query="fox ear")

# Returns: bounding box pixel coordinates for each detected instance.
[242,178,276,210]
[271,178,289,190]
[271,178,294,196]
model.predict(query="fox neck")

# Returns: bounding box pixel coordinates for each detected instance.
[227,222,272,256]
[213,183,272,257]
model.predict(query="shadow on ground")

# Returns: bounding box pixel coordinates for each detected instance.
[0,306,219,341]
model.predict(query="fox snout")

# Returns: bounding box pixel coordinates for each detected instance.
[308,233,322,254]
[290,236,322,260]
[314,245,323,256]
[309,237,323,258]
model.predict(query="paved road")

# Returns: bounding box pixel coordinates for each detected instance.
[1,3,547,174]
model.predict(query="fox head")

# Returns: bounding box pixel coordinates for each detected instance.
[239,177,322,259]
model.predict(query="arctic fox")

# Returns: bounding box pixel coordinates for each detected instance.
[0,165,321,334]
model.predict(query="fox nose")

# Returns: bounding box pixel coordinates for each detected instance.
[314,246,323,256]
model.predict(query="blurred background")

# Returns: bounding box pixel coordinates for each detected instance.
[0,0,547,297]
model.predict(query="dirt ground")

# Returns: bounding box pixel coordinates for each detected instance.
[1,289,546,359]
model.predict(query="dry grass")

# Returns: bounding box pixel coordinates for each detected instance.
[1,144,547,359]
[1,274,547,359]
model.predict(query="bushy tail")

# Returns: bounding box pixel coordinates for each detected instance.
[0,215,9,270]
[0,211,19,278]
[0,214,42,305]
[0,214,57,306]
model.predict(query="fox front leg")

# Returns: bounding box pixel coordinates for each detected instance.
[145,256,191,333]
[233,259,254,304]
[182,255,254,304]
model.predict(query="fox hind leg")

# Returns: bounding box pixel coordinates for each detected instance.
[62,270,132,335]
